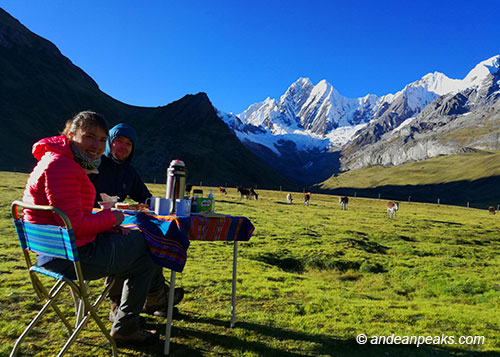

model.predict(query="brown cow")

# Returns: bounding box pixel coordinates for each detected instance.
[489,206,496,215]
[304,192,311,206]
[219,187,227,195]
[387,201,399,219]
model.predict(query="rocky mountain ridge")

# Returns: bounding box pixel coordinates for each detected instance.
[219,55,500,184]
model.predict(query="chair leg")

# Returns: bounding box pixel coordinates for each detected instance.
[69,286,82,325]
[10,281,70,357]
[32,279,75,334]
[12,278,118,356]
[58,295,118,357]
[10,298,57,356]
[44,281,74,333]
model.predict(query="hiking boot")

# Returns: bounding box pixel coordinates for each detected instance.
[108,300,145,324]
[143,286,184,315]
[172,287,184,305]
[110,328,158,347]
[152,306,179,318]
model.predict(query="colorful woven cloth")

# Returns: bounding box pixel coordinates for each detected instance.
[122,213,190,272]
[130,212,255,242]
[119,211,254,272]
[185,214,254,242]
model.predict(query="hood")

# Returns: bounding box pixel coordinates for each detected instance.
[32,135,73,161]
[104,123,137,163]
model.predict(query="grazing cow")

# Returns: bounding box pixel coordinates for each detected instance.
[219,186,227,195]
[236,186,251,199]
[249,188,259,200]
[304,192,311,206]
[489,206,496,215]
[339,196,349,210]
[387,201,399,219]
[286,193,293,204]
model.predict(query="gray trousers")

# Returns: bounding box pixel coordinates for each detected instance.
[42,230,164,335]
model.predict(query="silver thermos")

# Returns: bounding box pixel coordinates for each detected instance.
[165,159,187,214]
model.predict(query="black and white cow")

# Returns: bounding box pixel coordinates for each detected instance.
[339,196,348,210]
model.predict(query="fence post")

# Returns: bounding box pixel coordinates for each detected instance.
[354,192,357,197]
[437,198,440,207]
[408,195,411,204]
[378,193,381,200]
[467,202,469,209]
[200,181,202,187]
[154,178,157,184]
[280,186,282,192]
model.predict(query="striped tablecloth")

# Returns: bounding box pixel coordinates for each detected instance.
[120,212,254,272]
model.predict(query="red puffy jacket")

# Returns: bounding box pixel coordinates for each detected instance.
[22,135,116,247]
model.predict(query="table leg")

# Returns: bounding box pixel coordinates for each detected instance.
[231,240,238,328]
[164,270,176,355]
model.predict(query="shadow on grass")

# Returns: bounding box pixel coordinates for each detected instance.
[423,219,464,226]
[216,200,246,205]
[321,175,500,210]
[145,314,499,356]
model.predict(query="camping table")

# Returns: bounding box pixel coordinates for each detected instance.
[120,211,254,355]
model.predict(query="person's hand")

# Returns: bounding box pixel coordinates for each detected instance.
[105,225,131,235]
[112,210,125,226]
[104,225,131,235]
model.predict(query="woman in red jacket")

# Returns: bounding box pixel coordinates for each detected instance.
[22,111,164,347]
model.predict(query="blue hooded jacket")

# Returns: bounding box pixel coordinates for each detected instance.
[89,123,151,206]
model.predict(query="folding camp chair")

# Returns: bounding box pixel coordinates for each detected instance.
[10,200,118,357]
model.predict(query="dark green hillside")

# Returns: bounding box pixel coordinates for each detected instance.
[130,93,299,187]
[317,150,500,208]
[0,8,296,189]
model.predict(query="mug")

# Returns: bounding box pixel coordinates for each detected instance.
[176,199,191,217]
[154,198,172,216]
[146,196,161,210]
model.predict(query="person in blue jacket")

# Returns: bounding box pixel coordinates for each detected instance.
[90,123,151,206]
[89,123,184,322]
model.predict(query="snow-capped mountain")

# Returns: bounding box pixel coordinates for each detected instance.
[218,55,500,185]
[341,55,500,171]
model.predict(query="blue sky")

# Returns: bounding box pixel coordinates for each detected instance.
[2,0,499,113]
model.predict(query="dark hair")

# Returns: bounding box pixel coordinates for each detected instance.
[61,111,109,137]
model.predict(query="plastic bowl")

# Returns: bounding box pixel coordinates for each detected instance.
[98,201,114,210]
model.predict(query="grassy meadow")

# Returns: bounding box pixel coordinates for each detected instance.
[321,150,500,189]
[1,171,500,356]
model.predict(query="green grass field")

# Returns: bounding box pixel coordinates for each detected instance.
[320,150,500,189]
[1,171,499,356]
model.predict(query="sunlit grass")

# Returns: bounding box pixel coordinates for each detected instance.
[1,172,499,356]
[320,149,500,188]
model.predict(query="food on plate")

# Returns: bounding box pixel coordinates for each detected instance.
[134,204,149,211]
[114,203,150,211]
[114,203,130,209]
